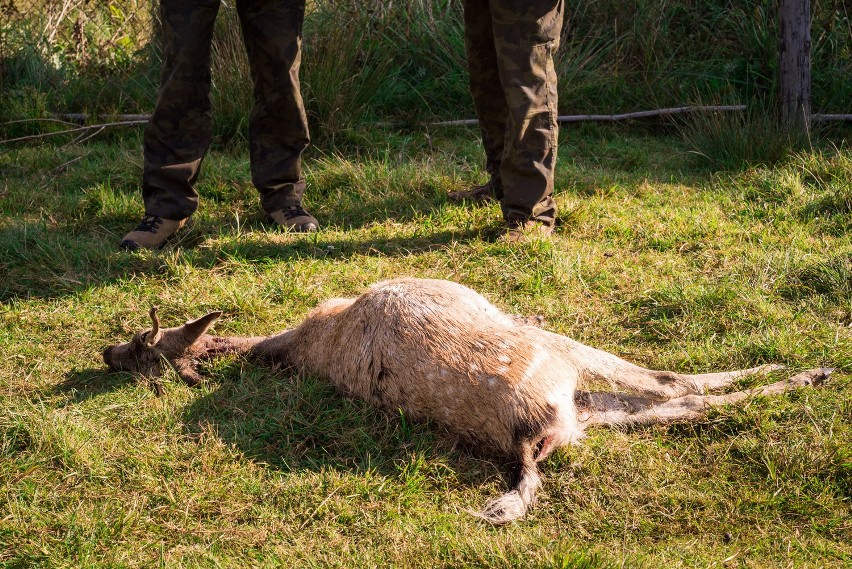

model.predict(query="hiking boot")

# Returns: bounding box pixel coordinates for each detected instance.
[120,214,188,251]
[448,179,498,204]
[268,205,319,232]
[500,217,553,244]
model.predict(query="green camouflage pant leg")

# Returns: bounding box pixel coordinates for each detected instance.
[464,0,564,226]
[142,0,220,220]
[463,0,506,200]
[238,0,310,213]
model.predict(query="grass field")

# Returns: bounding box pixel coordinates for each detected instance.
[1,125,850,567]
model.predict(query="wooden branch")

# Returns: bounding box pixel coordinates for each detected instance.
[54,113,153,123]
[812,114,852,122]
[0,119,148,145]
[428,105,747,127]
[4,117,80,128]
[428,118,478,127]
[556,105,747,122]
[3,106,849,147]
[43,107,852,130]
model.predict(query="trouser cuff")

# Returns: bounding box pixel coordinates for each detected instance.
[259,180,307,213]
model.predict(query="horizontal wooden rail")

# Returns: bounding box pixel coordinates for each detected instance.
[3,106,851,146]
[428,105,748,127]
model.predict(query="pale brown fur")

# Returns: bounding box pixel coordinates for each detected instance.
[102,278,831,524]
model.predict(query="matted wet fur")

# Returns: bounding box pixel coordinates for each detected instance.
[103,278,831,524]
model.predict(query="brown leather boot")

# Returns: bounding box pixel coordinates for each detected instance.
[500,218,553,244]
[268,205,319,232]
[120,214,188,251]
[447,179,498,204]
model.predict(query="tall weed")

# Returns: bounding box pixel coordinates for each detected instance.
[209,5,252,147]
[302,5,393,135]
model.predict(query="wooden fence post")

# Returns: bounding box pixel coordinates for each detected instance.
[779,0,811,129]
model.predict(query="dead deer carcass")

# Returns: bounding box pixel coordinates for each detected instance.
[102,278,831,524]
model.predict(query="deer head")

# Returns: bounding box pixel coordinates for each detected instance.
[102,307,222,386]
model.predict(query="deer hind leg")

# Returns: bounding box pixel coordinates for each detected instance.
[642,364,791,400]
[575,342,785,401]
[684,363,786,392]
[580,368,831,428]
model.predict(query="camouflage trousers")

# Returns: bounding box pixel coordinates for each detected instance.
[143,0,309,220]
[463,0,564,225]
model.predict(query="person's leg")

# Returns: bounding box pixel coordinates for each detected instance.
[142,0,220,220]
[491,0,563,228]
[122,0,220,250]
[459,0,506,202]
[238,0,316,231]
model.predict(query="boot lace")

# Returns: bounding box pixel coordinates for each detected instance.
[135,214,163,233]
[281,205,310,220]
[506,217,527,230]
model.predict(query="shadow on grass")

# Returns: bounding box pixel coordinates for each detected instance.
[0,212,489,303]
[52,361,506,488]
[178,361,505,484]
[53,367,140,404]
[204,225,491,263]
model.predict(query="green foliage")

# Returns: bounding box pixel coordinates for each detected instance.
[208,0,471,143]
[0,1,157,133]
[2,0,850,143]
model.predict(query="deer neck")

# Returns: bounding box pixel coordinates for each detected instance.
[197,334,271,358]
[197,330,297,361]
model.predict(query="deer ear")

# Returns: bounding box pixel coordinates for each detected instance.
[146,306,163,347]
[180,311,223,345]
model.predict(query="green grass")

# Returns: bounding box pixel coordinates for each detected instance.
[1,126,851,567]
